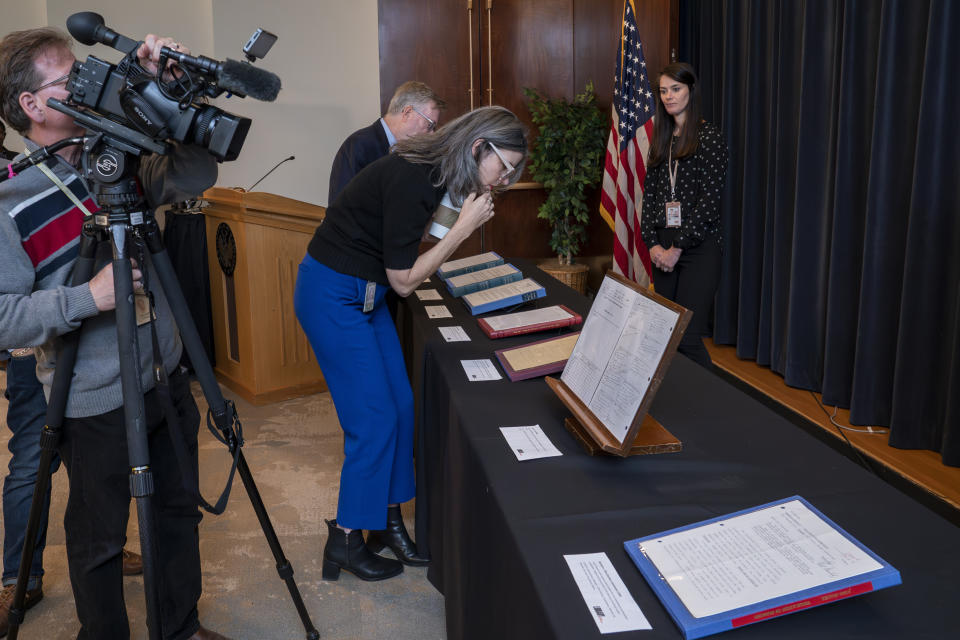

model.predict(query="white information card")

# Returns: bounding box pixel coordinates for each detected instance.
[415,289,443,301]
[564,553,651,634]
[460,359,502,381]
[499,425,562,461]
[438,326,471,342]
[425,305,453,319]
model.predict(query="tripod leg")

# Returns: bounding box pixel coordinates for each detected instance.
[110,223,163,640]
[144,223,321,639]
[7,231,98,640]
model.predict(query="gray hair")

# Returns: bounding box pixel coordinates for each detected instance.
[392,106,528,204]
[386,81,446,115]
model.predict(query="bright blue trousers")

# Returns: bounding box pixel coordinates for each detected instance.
[294,255,415,530]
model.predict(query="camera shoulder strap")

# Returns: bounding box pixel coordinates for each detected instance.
[29,150,95,217]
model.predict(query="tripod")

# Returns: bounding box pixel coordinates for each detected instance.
[5,137,320,639]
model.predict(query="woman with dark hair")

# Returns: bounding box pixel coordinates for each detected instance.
[295,105,527,581]
[640,62,728,366]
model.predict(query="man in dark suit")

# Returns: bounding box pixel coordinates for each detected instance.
[328,81,444,203]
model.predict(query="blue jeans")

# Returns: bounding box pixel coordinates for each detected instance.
[2,354,60,590]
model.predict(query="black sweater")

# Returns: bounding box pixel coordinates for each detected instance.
[308,153,445,284]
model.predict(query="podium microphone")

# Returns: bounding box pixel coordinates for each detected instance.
[246,155,295,192]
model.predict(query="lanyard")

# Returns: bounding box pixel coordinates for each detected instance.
[667,138,679,201]
[26,148,94,216]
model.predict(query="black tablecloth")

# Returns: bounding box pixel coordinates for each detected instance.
[399,260,958,640]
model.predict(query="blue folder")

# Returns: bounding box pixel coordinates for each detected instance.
[623,496,901,639]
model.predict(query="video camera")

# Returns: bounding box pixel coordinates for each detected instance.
[50,11,281,162]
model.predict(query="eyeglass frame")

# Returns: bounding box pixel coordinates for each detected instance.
[30,73,70,93]
[408,105,436,132]
[486,141,517,181]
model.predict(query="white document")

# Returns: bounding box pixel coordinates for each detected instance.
[561,278,679,444]
[460,359,502,381]
[462,278,542,307]
[499,425,562,461]
[415,289,443,301]
[564,553,651,634]
[439,251,500,274]
[446,264,518,288]
[438,326,471,342]
[636,499,884,619]
[425,305,452,319]
[484,305,574,332]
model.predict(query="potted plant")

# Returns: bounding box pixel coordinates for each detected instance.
[523,82,608,293]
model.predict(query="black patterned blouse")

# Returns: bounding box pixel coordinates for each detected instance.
[640,121,728,250]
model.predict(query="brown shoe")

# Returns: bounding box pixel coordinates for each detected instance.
[121,548,143,576]
[0,583,44,637]
[186,625,233,640]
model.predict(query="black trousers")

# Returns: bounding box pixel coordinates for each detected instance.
[58,370,202,640]
[652,233,721,367]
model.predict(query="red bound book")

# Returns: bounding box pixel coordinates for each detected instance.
[477,305,583,339]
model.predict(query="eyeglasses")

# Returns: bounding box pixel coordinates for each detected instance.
[31,73,69,93]
[409,105,436,132]
[487,141,516,182]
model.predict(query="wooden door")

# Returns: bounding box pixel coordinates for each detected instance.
[378,0,676,262]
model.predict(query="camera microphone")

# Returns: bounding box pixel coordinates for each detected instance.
[163,52,282,102]
[66,11,282,102]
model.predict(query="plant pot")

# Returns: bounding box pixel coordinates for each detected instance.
[538,261,589,294]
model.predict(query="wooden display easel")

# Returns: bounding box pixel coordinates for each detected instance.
[547,272,692,457]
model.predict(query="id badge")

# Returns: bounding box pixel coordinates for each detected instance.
[362,280,376,313]
[665,201,682,228]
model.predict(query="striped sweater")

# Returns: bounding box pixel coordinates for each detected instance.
[0,138,217,417]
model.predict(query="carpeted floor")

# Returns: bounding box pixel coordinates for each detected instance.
[0,372,446,639]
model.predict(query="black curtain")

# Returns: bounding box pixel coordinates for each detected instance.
[679,0,960,466]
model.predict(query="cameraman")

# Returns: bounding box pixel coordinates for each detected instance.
[0,28,229,640]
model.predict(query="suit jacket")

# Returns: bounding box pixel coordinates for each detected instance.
[328,119,391,204]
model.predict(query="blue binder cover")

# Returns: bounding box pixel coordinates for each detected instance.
[436,251,504,279]
[462,278,547,316]
[443,263,523,297]
[623,496,901,639]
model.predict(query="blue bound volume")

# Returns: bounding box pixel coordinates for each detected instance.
[443,263,523,297]
[461,278,546,316]
[436,251,504,279]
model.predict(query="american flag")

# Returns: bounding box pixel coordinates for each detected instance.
[599,0,655,285]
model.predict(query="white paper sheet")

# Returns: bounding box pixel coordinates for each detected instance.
[483,305,574,332]
[564,553,651,634]
[425,305,452,319]
[415,289,443,301]
[499,425,562,461]
[438,326,471,342]
[460,359,502,381]
[637,499,884,619]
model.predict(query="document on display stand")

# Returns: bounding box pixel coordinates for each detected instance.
[623,496,901,639]
[564,553,651,634]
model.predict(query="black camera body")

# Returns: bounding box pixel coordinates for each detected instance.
[66,53,251,162]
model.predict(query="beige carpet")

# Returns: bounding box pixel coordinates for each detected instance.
[0,372,446,639]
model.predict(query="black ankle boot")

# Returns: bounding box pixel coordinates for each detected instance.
[366,505,430,566]
[322,519,403,581]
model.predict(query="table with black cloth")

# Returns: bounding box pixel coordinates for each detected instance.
[397,259,958,640]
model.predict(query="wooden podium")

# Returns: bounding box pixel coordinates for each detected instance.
[201,187,327,405]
